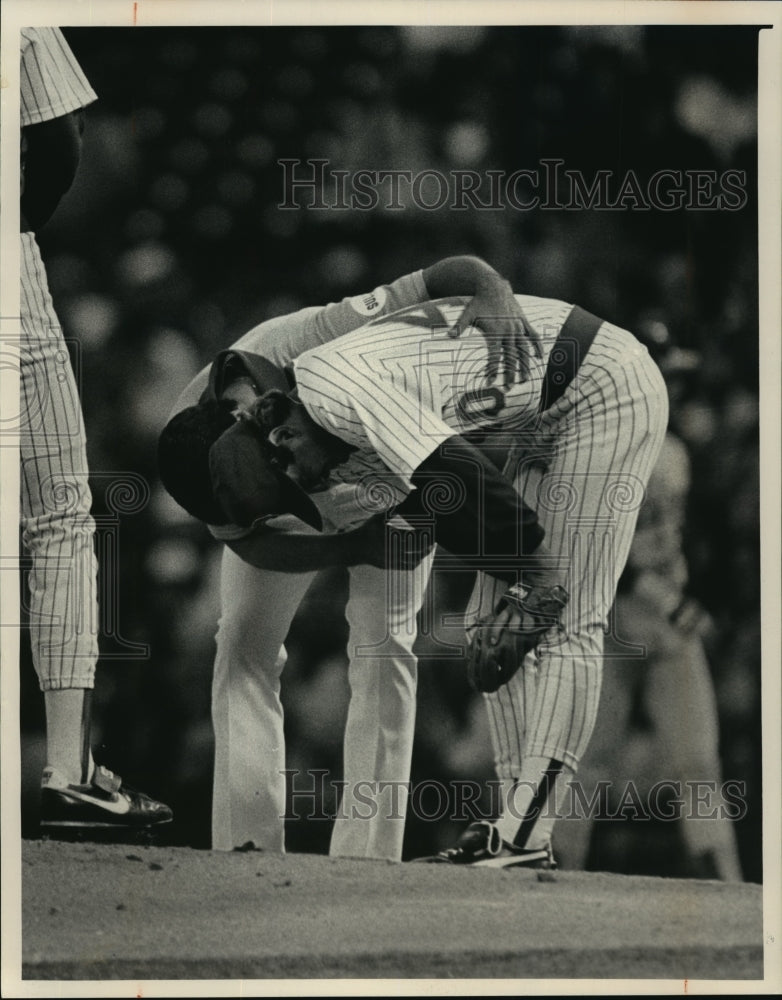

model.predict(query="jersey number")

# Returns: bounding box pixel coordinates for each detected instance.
[368,297,508,423]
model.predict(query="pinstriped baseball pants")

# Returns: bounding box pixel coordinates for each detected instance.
[470,324,669,779]
[19,232,98,690]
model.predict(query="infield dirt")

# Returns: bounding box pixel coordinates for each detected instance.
[16,838,763,983]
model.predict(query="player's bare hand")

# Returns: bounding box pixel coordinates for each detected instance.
[449,275,543,387]
[351,513,434,570]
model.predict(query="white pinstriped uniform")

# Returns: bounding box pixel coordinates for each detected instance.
[171,271,436,859]
[294,295,668,839]
[19,28,99,691]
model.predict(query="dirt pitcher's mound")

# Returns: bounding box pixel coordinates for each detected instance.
[20,839,762,982]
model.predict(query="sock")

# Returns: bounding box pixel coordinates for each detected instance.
[495,756,574,850]
[43,688,95,785]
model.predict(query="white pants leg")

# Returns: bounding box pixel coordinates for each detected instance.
[330,552,434,861]
[211,545,314,851]
[19,233,98,692]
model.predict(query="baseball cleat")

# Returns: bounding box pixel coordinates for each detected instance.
[472,841,557,870]
[420,820,557,870]
[40,765,173,829]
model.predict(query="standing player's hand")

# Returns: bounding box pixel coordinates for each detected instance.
[449,274,543,387]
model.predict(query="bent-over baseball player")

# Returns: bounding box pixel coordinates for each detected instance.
[161,283,668,867]
[160,255,536,859]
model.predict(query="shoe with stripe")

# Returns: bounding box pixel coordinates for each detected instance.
[424,820,557,869]
[40,765,173,829]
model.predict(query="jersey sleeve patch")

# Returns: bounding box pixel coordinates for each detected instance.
[349,286,388,317]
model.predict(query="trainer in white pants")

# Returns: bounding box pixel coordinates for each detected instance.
[212,529,434,861]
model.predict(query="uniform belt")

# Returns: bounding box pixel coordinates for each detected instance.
[462,303,604,459]
[538,305,603,412]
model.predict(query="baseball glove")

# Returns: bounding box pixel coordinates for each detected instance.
[467,582,569,693]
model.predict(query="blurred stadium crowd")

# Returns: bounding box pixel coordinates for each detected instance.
[20,23,761,880]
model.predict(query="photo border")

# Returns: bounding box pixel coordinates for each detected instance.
[2,2,779,996]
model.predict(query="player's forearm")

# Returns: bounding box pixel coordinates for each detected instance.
[506,539,563,591]
[395,434,546,583]
[421,256,510,299]
[224,522,367,572]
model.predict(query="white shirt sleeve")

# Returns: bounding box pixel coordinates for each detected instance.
[230,270,429,368]
[20,27,97,126]
[167,270,429,420]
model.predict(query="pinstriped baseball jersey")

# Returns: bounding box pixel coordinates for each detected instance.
[294,294,638,483]
[20,27,97,126]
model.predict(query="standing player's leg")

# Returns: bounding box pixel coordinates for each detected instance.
[331,550,435,861]
[20,236,99,785]
[211,546,314,851]
[20,232,171,827]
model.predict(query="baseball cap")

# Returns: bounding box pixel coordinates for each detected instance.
[207,349,292,399]
[208,417,323,530]
[158,348,322,530]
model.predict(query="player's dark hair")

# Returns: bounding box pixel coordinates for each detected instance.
[157,398,238,525]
